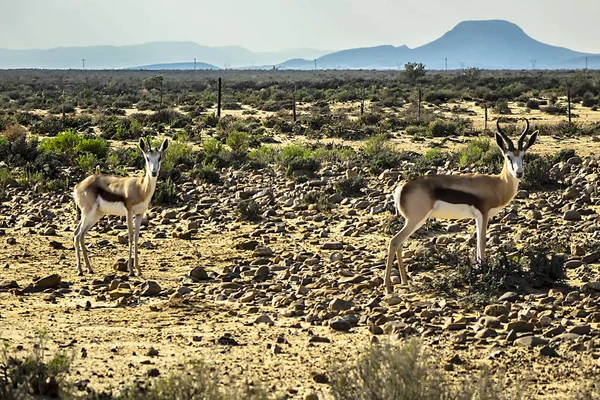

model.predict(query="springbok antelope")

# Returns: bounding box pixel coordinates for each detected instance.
[73,138,169,276]
[384,118,537,294]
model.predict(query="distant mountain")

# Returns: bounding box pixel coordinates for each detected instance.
[279,20,596,70]
[0,42,329,69]
[132,61,219,70]
[1,20,597,70]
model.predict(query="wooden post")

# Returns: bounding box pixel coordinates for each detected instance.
[292,84,297,122]
[217,77,222,119]
[484,103,488,130]
[61,89,66,128]
[159,80,163,109]
[417,87,422,122]
[360,88,365,116]
[567,82,571,125]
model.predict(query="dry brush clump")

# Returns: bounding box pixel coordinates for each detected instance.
[328,339,518,400]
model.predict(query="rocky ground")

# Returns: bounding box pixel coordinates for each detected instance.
[1,140,600,399]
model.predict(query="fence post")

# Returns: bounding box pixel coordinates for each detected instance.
[417,87,422,122]
[292,83,297,122]
[217,77,222,119]
[484,103,488,131]
[567,82,571,125]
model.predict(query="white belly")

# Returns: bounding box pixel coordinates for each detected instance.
[98,198,127,216]
[98,198,148,216]
[430,201,478,220]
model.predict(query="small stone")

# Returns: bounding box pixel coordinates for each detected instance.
[568,325,591,335]
[255,314,274,325]
[0,280,19,290]
[188,267,209,281]
[484,304,509,317]
[34,274,61,290]
[147,368,160,377]
[329,298,353,311]
[582,252,600,264]
[563,210,582,221]
[328,318,351,332]
[506,321,534,333]
[514,335,548,348]
[539,345,559,357]
[382,295,402,306]
[109,288,133,298]
[498,292,519,302]
[312,373,329,384]
[237,240,259,250]
[552,333,582,343]
[322,242,343,250]
[140,281,161,296]
[147,347,159,357]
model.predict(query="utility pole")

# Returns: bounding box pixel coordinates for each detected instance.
[314,59,317,70]
[82,59,85,70]
[194,58,197,70]
[531,60,537,70]
[567,81,572,125]
[217,77,222,119]
[585,56,588,70]
[459,61,466,69]
[445,58,448,71]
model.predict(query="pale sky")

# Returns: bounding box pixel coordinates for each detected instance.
[1,0,599,53]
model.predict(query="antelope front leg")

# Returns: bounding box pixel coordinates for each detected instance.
[475,212,489,263]
[126,210,134,276]
[134,214,143,277]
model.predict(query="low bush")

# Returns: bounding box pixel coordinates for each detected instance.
[330,339,512,400]
[237,199,261,221]
[458,137,502,169]
[0,337,71,399]
[279,144,319,176]
[334,176,365,196]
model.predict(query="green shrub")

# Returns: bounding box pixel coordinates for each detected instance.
[39,130,109,160]
[237,199,261,221]
[75,153,100,174]
[190,162,221,184]
[159,141,194,179]
[458,137,502,168]
[226,130,250,153]
[361,134,406,173]
[153,177,178,206]
[304,190,332,212]
[202,138,223,158]
[522,154,554,189]
[247,146,278,168]
[202,113,219,128]
[334,176,365,196]
[0,337,71,399]
[279,144,319,175]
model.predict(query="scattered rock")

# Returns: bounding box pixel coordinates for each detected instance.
[34,274,61,290]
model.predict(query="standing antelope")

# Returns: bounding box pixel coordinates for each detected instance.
[73,138,169,276]
[385,118,537,294]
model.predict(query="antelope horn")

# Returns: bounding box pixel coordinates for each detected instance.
[518,118,530,150]
[496,118,515,150]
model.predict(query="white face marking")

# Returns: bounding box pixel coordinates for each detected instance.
[144,151,163,178]
[505,151,525,180]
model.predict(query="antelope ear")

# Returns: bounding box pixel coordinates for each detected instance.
[495,132,506,152]
[525,130,538,151]
[138,137,147,153]
[159,138,169,152]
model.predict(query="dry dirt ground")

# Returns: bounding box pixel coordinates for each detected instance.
[1,102,600,399]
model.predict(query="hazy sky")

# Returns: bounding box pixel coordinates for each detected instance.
[2,0,600,53]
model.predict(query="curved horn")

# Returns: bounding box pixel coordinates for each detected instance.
[518,118,530,150]
[496,118,515,150]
